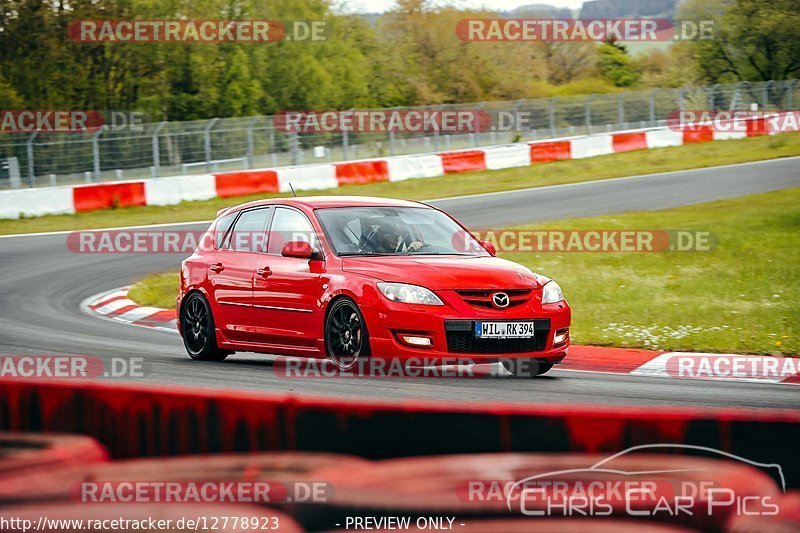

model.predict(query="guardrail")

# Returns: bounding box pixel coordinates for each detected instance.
[1,115,796,220]
[0,79,797,188]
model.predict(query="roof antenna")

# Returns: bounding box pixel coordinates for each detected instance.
[289,182,297,197]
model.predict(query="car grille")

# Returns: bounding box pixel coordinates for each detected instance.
[444,319,550,354]
[455,289,533,309]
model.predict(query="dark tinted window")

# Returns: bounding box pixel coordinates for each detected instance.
[316,206,487,256]
[228,208,271,252]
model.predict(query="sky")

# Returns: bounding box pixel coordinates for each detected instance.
[341,0,586,14]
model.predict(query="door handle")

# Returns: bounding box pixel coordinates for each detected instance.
[256,266,272,278]
[209,263,224,273]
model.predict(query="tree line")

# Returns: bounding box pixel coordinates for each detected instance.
[0,0,797,121]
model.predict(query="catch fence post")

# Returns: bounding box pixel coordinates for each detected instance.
[26,132,37,187]
[92,127,103,180]
[204,118,219,172]
[152,122,166,177]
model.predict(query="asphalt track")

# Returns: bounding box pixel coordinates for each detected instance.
[1,157,799,409]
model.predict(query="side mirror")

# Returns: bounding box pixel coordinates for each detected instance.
[480,240,497,256]
[281,241,321,260]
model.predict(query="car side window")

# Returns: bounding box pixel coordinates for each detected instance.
[227,208,271,252]
[214,212,238,249]
[267,207,318,255]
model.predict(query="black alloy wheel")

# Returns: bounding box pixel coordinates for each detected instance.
[181,292,228,361]
[325,298,370,370]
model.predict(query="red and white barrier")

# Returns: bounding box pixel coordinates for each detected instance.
[483,144,532,170]
[439,149,486,173]
[277,164,337,193]
[0,186,75,219]
[530,140,571,163]
[387,154,445,182]
[73,181,146,212]
[334,160,389,185]
[0,120,793,220]
[645,128,684,148]
[571,134,615,158]
[612,132,648,152]
[215,170,279,198]
[145,174,217,205]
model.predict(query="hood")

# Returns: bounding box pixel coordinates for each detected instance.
[342,255,541,290]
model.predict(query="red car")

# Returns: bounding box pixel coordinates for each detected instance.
[178,196,570,377]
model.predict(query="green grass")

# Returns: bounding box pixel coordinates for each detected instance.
[128,272,179,310]
[2,132,800,236]
[505,188,799,355]
[129,188,799,355]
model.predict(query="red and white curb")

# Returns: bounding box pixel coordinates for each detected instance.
[84,287,798,385]
[82,287,177,333]
[563,346,799,385]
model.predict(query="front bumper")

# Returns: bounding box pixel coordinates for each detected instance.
[361,288,571,364]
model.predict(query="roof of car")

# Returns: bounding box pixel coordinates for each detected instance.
[218,196,427,216]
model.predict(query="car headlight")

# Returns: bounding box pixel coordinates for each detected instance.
[377,282,443,306]
[541,280,564,304]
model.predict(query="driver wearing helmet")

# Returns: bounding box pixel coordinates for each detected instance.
[372,219,424,253]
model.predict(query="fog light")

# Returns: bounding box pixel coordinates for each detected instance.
[401,335,433,347]
[554,328,569,346]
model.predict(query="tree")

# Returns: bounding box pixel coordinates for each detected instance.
[636,48,693,88]
[596,41,641,87]
[376,0,549,104]
[542,43,598,85]
[0,69,24,107]
[216,47,264,117]
[678,0,800,83]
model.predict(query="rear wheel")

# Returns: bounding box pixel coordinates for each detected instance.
[325,298,370,370]
[501,358,553,377]
[180,293,228,361]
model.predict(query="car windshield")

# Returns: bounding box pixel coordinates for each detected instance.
[316,206,489,257]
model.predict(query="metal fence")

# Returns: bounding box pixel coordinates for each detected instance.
[1,79,798,189]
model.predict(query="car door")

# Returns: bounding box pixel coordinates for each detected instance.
[209,207,272,343]
[250,206,324,350]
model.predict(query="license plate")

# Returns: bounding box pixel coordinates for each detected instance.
[475,321,537,339]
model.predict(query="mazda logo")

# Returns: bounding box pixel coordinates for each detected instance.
[492,292,510,308]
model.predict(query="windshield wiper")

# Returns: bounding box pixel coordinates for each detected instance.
[339,251,479,257]
[409,252,476,256]
[338,251,395,257]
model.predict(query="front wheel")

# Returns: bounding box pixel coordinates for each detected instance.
[501,358,553,378]
[180,293,229,361]
[325,298,370,370]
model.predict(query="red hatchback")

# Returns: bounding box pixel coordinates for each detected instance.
[178,196,571,377]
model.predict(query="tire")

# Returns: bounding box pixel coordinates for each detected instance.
[180,292,228,361]
[325,298,370,370]
[501,358,553,377]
